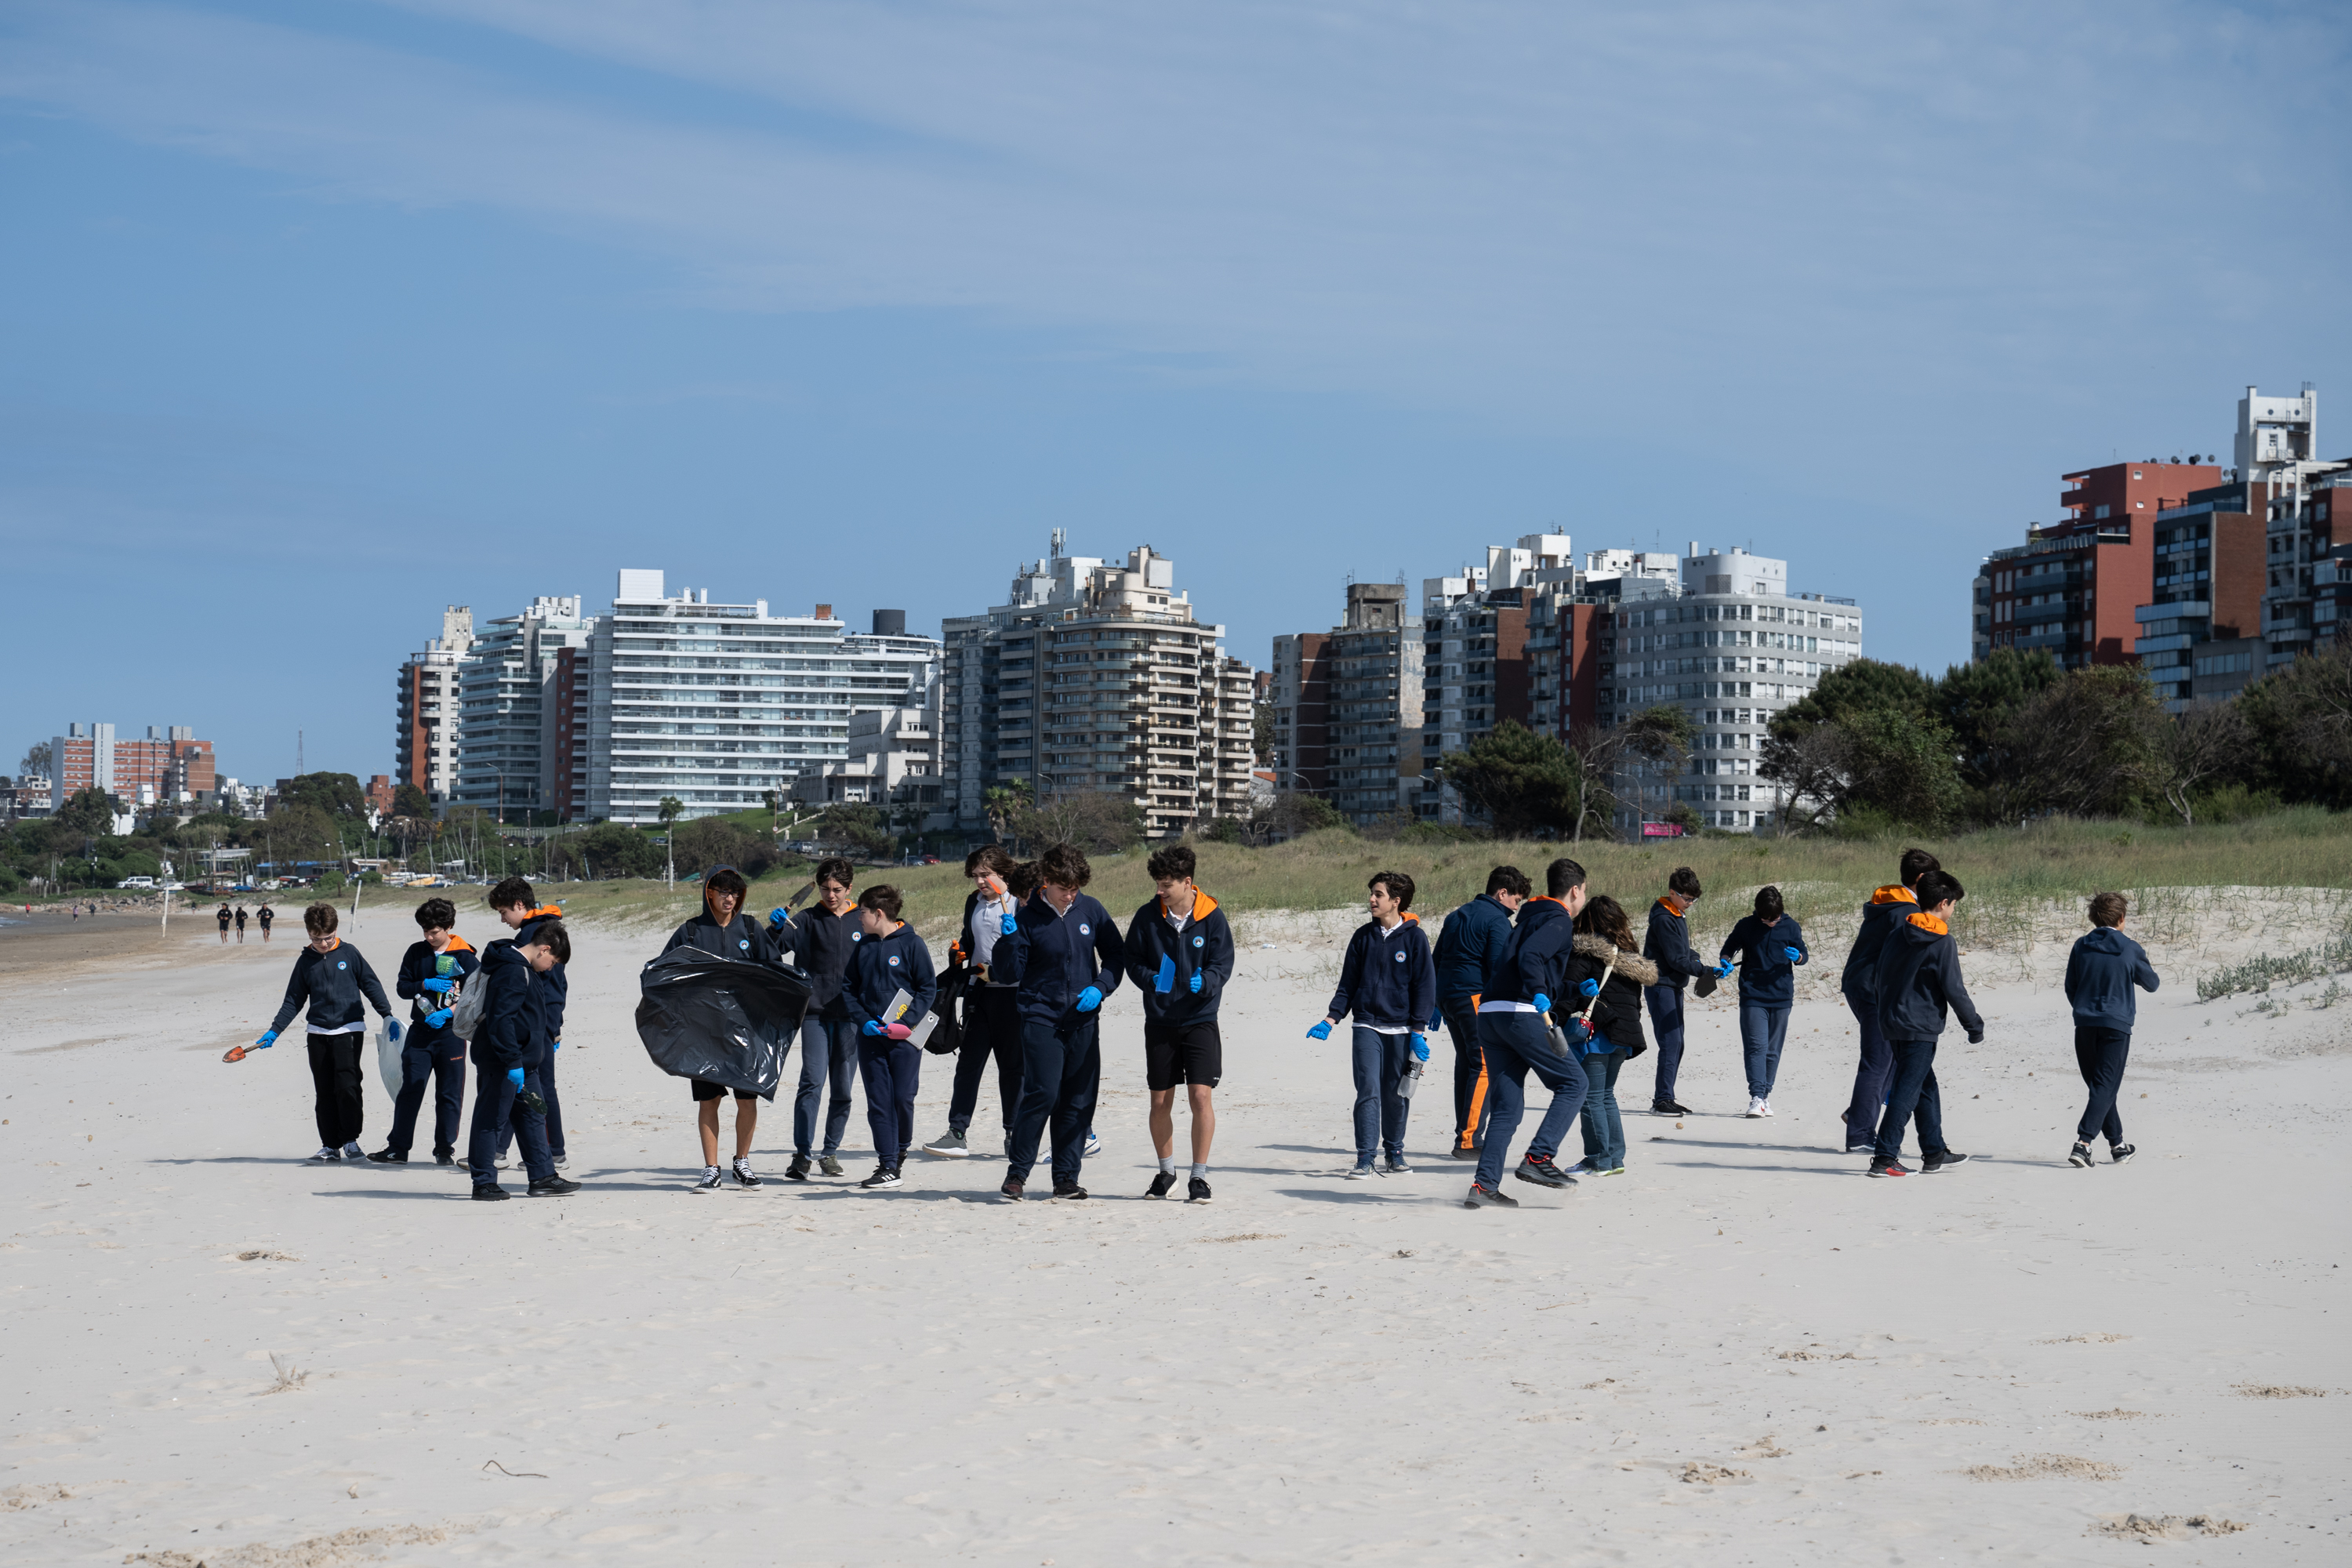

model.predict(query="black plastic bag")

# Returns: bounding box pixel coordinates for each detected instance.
[635,946,814,1100]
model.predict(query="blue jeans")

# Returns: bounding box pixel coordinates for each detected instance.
[858,1037,921,1168]
[1740,1001,1791,1100]
[387,1030,466,1158]
[1842,992,1893,1149]
[1474,1012,1588,1192]
[1007,1018,1101,1185]
[1441,997,1491,1150]
[1644,984,1686,1105]
[1577,1048,1625,1170]
[468,1062,551,1189]
[793,1014,861,1156]
[1349,1027,1414,1165]
[1871,1036,1947,1163]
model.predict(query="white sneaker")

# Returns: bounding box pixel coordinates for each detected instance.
[1345,1163,1375,1180]
[1759,1100,1776,1117]
[1744,1099,1766,1119]
[1083,1133,1103,1159]
[307,1145,339,1163]
[340,1142,366,1161]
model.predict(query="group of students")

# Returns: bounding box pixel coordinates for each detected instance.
[215,902,274,942]
[234,877,580,1200]
[238,840,2161,1206]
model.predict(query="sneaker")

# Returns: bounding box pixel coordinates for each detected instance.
[1600,1163,1627,1176]
[1450,1143,1481,1160]
[553,1154,568,1169]
[1568,1159,1604,1177]
[366,1149,406,1164]
[1146,1171,1178,1200]
[1462,1182,1520,1210]
[693,1166,723,1192]
[308,1146,340,1163]
[1186,1177,1212,1203]
[434,1152,456,1166]
[2067,1142,2096,1167]
[922,1128,971,1159]
[1384,1155,1413,1175]
[731,1158,762,1189]
[471,1185,510,1202]
[527,1174,582,1196]
[1653,1099,1691,1116]
[1921,1152,1969,1172]
[1083,1133,1102,1159]
[786,1154,811,1182]
[1051,1179,1090,1201]
[1513,1155,1575,1189]
[860,1165,903,1190]
[1000,1177,1025,1201]
[339,1142,366,1162]
[2109,1143,2136,1165]
[1744,1098,1766,1119]
[1866,1159,1911,1178]
[1845,1141,1875,1155]
[1344,1163,1376,1180]
[818,1154,844,1178]
[1759,1100,1777,1117]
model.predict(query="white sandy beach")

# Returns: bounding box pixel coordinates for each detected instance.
[2,892,2347,1566]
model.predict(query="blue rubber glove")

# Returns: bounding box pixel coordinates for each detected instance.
[1428,1006,1445,1031]
[768,907,790,932]
[385,1018,402,1044]
[550,1036,561,1052]
[1578,978,1600,998]
[1306,1020,1333,1040]
[1155,955,1174,993]
[1784,946,1802,961]
[1410,1033,1431,1063]
[1715,960,1737,979]
[1075,985,1102,1012]
[862,1018,884,1036]
[425,1008,453,1029]
[421,975,454,994]
[1530,993,1552,1015]
[506,1068,524,1089]
[253,1029,278,1049]
[1000,911,1018,935]
[1189,972,1203,994]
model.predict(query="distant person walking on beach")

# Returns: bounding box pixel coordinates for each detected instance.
[217,902,232,942]
[256,902,274,940]
[1311,870,1436,1180]
[2063,892,2158,1169]
[1123,843,1234,1203]
[1641,867,1715,1116]
[1867,871,1982,1178]
[1838,848,1940,1154]
[241,902,397,1162]
[234,905,249,942]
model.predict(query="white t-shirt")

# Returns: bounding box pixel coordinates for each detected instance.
[970,891,1019,982]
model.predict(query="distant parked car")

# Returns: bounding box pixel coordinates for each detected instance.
[119,876,157,889]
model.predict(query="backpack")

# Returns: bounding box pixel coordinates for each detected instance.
[448,966,490,1043]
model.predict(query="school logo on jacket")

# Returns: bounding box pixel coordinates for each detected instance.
[851,931,863,942]
[1192,935,1204,948]
[337,960,347,971]
[1393,950,1406,963]
[738,938,750,952]
[887,954,901,967]
[1078,923,1091,935]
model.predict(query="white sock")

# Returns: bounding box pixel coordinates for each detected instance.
[1158,1156,1176,1175]
[1191,1163,1208,1180]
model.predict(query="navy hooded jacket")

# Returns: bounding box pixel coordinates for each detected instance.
[2064,926,2159,1030]
[470,938,538,1072]
[1483,896,1581,1013]
[1839,886,1918,1004]
[395,935,480,1040]
[1432,894,1516,1004]
[1326,915,1436,1031]
[1873,913,1984,1042]
[1643,898,1712,993]
[1719,913,1809,1006]
[1124,891,1235,1025]
[514,906,569,1043]
[267,941,394,1036]
[841,920,938,1033]
[774,904,862,1018]
[999,893,1124,1031]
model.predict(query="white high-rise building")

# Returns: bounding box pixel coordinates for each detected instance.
[395,606,472,808]
[455,597,597,819]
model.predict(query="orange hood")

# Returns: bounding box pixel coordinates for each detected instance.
[440,934,475,953]
[1653,897,1684,919]
[1871,885,1918,906]
[527,903,562,920]
[1161,890,1221,920]
[1907,911,1949,936]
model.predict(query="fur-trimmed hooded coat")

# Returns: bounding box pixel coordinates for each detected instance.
[1560,932,1658,1055]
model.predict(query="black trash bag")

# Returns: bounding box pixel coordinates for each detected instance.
[635,946,813,1101]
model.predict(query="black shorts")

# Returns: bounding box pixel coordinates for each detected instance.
[1143,1021,1222,1091]
[690,1078,760,1102]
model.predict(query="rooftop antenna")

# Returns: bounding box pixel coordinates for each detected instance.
[1051,527,1066,559]
[296,729,303,777]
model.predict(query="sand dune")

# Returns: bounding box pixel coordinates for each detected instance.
[2,894,2346,1564]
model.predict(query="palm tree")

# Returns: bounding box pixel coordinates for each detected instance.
[982,780,1033,847]
[657,796,684,887]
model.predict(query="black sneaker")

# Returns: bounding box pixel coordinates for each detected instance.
[1186,1177,1212,1203]
[785,1154,811,1182]
[1462,1182,1519,1210]
[1921,1152,1969,1172]
[1866,1158,1911,1178]
[528,1174,582,1196]
[1051,1179,1089,1201]
[1450,1143,1481,1160]
[1844,1140,1875,1155]
[308,1145,340,1163]
[2109,1143,2136,1165]
[731,1159,762,1189]
[1652,1100,1691,1116]
[1145,1171,1178,1200]
[1000,1177,1025,1201]
[860,1165,903,1190]
[434,1152,456,1166]
[2067,1142,2096,1168]
[818,1154,845,1178]
[366,1149,407,1164]
[693,1166,723,1192]
[471,1185,510,1202]
[1513,1155,1575,1189]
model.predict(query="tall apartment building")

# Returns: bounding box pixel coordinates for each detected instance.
[2241,387,2350,671]
[1271,583,1424,822]
[2132,480,2269,710]
[939,537,1256,839]
[454,597,598,820]
[50,722,216,810]
[394,606,473,807]
[1418,536,1575,821]
[583,571,939,825]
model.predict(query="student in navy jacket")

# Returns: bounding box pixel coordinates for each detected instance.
[1836,848,1940,1152]
[490,877,574,1171]
[461,919,575,1200]
[1641,866,1715,1114]
[995,843,1124,1200]
[1430,866,1530,1158]
[668,867,786,1190]
[1465,859,1590,1205]
[919,845,1025,1159]
[1717,885,1809,1118]
[768,856,864,1181]
[249,902,396,1163]
[372,895,477,1165]
[2061,891,2159,1167]
[1312,870,1437,1178]
[1867,872,1984,1177]
[840,884,937,1189]
[1123,844,1235,1202]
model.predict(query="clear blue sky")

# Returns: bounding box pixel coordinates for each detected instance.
[3,1,2346,786]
